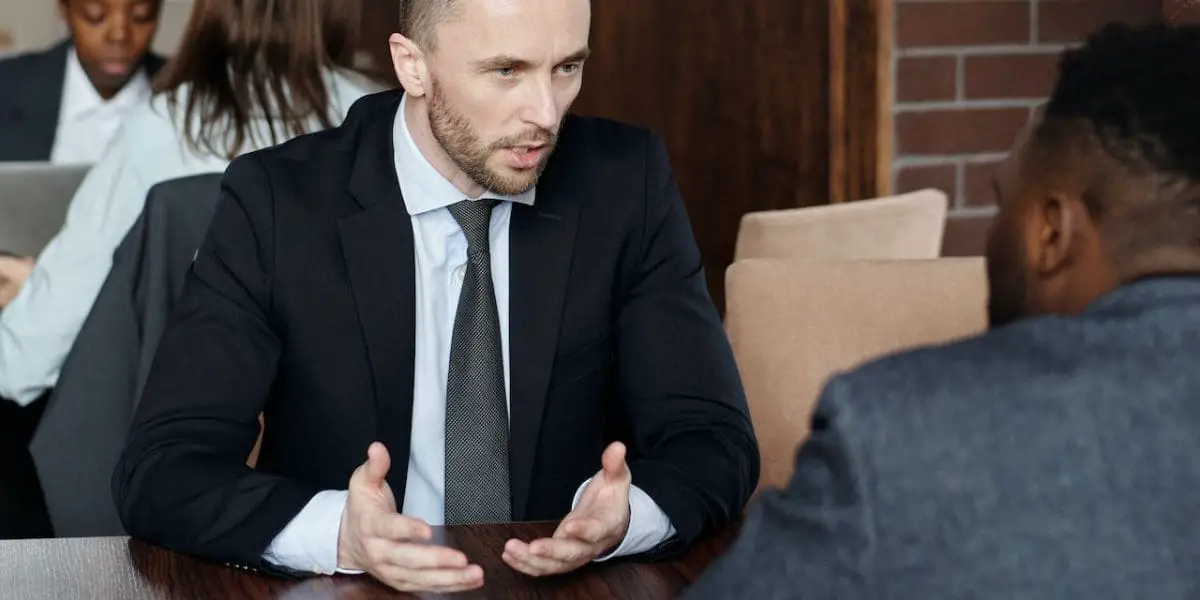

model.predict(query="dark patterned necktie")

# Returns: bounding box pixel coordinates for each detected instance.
[444,199,511,524]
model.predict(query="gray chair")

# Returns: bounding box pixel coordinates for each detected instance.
[30,173,222,537]
[0,162,90,256]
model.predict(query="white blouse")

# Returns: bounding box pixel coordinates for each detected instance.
[0,69,383,405]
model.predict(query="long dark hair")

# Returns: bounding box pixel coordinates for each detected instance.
[153,0,362,159]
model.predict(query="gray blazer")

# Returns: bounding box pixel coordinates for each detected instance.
[0,41,166,162]
[684,276,1200,600]
[29,174,220,537]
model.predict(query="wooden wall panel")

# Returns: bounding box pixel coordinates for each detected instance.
[574,0,891,310]
[358,2,401,82]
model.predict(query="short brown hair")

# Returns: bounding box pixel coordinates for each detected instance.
[398,0,464,51]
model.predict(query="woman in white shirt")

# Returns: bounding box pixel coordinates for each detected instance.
[0,0,382,533]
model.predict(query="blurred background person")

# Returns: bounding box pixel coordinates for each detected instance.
[0,0,165,164]
[0,0,380,539]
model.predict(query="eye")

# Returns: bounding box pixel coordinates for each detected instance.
[132,3,158,23]
[494,67,517,78]
[81,6,107,24]
[557,63,582,75]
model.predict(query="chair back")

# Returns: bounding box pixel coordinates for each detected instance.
[734,189,949,261]
[724,258,988,492]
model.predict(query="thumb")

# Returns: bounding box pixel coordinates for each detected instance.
[364,442,391,488]
[600,441,628,482]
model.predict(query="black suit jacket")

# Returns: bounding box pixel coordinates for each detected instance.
[0,40,167,161]
[113,90,759,573]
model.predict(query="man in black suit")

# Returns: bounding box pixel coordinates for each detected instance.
[0,0,165,162]
[114,0,757,594]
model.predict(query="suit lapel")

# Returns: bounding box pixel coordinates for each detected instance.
[508,164,582,519]
[339,94,417,498]
[0,41,68,160]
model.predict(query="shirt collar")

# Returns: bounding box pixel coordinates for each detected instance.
[393,93,536,216]
[60,46,151,121]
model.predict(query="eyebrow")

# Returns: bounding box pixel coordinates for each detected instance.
[473,48,591,71]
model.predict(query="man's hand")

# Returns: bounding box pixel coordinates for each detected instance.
[0,256,33,310]
[337,442,484,593]
[502,442,633,577]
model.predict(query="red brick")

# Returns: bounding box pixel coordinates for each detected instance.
[942,214,994,257]
[964,160,1006,207]
[965,53,1061,99]
[1039,0,1162,43]
[896,108,1031,155]
[897,56,958,102]
[895,164,958,197]
[897,1,1031,47]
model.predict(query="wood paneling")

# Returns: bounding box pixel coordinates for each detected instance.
[837,0,894,203]
[574,0,891,310]
[357,1,401,82]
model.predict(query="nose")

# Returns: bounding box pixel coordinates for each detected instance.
[103,13,132,46]
[523,76,559,132]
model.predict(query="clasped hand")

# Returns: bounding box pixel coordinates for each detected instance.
[0,256,33,310]
[336,441,632,593]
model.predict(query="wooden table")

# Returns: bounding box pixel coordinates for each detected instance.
[0,522,736,599]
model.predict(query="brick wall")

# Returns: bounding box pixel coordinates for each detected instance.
[891,0,1162,220]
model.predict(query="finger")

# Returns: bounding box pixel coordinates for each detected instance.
[365,442,391,488]
[502,539,577,577]
[557,516,608,544]
[527,536,596,564]
[370,513,432,542]
[376,564,484,592]
[601,442,628,481]
[381,542,469,569]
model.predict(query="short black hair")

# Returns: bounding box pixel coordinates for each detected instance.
[398,0,464,51]
[1030,22,1200,264]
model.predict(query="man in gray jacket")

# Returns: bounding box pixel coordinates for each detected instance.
[684,22,1200,600]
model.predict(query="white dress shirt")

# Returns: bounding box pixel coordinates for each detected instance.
[49,48,151,165]
[0,70,379,406]
[262,94,677,574]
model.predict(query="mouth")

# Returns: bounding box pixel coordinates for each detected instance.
[97,59,136,78]
[503,144,547,170]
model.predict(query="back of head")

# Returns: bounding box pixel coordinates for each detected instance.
[985,22,1200,326]
[154,0,362,159]
[1040,22,1200,265]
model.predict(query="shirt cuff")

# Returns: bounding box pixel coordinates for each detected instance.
[572,478,677,562]
[261,489,363,575]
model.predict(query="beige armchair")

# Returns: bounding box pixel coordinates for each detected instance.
[725,258,988,493]
[733,188,949,261]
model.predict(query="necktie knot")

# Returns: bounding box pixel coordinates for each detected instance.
[448,199,497,254]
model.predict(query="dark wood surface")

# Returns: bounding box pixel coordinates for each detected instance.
[0,522,736,599]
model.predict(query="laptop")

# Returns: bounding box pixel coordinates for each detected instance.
[0,162,91,257]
